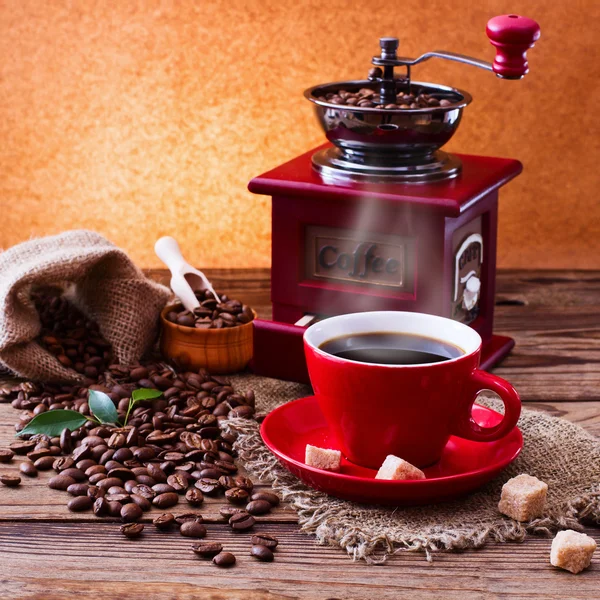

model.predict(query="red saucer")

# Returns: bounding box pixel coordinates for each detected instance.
[260,395,523,505]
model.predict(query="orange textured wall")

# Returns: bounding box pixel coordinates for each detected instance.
[0,0,598,269]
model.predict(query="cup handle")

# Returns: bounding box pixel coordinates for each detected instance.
[452,369,521,442]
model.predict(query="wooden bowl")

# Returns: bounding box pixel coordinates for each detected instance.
[160,304,255,374]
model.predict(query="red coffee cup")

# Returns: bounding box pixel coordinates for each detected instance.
[303,311,521,469]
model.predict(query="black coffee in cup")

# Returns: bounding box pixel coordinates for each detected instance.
[319,332,463,365]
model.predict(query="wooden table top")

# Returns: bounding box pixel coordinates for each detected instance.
[1,269,599,600]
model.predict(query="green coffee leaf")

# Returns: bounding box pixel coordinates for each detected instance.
[17,410,88,437]
[131,388,163,403]
[88,390,119,425]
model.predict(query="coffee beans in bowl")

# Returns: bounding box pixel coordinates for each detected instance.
[160,290,256,374]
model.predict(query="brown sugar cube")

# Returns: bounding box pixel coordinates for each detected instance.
[375,455,425,481]
[550,530,597,574]
[305,445,341,472]
[498,474,548,522]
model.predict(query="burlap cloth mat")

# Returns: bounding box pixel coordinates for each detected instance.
[225,373,600,563]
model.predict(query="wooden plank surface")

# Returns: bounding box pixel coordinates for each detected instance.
[1,268,599,600]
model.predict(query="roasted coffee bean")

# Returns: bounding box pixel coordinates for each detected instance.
[199,468,221,480]
[107,485,127,495]
[49,474,76,490]
[124,480,138,493]
[26,448,53,461]
[93,497,109,516]
[98,477,123,490]
[251,533,279,549]
[67,483,90,496]
[233,476,254,493]
[120,523,144,538]
[153,492,179,508]
[112,448,133,463]
[191,542,223,557]
[10,440,36,455]
[167,473,189,492]
[195,478,221,495]
[250,544,274,562]
[152,483,176,494]
[108,467,134,481]
[107,501,123,518]
[133,447,155,462]
[251,491,280,506]
[34,456,55,470]
[121,503,143,522]
[76,459,97,471]
[19,462,38,477]
[105,493,130,503]
[60,467,86,482]
[219,506,246,519]
[153,513,176,530]
[130,494,152,511]
[59,429,72,453]
[225,487,249,505]
[213,552,236,567]
[89,473,107,484]
[146,463,167,483]
[246,500,272,515]
[229,511,255,531]
[53,457,75,472]
[85,465,106,477]
[87,486,105,500]
[0,474,21,487]
[185,487,204,506]
[180,521,207,538]
[0,449,14,463]
[175,513,203,526]
[68,496,93,512]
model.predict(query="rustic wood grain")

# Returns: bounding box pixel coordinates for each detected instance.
[0,522,598,600]
[0,269,599,599]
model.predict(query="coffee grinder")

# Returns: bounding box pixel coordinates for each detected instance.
[249,15,541,382]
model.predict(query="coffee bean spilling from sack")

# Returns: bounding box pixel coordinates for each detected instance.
[32,289,113,380]
[314,86,455,110]
[0,291,279,567]
[165,289,255,330]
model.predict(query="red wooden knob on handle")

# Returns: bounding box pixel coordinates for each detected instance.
[486,14,541,79]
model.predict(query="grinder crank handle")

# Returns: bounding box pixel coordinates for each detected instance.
[486,14,541,79]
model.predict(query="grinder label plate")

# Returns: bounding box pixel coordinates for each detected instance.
[452,217,483,324]
[305,225,413,290]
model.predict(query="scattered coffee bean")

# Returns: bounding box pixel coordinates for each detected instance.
[93,497,109,516]
[251,533,279,549]
[0,449,14,463]
[219,506,246,519]
[153,513,176,530]
[195,478,221,495]
[180,520,207,538]
[121,503,143,522]
[246,499,272,515]
[185,487,204,506]
[251,492,280,507]
[191,542,223,557]
[33,456,55,470]
[10,440,36,455]
[19,462,38,477]
[130,494,151,511]
[48,474,76,490]
[153,492,179,508]
[120,523,144,538]
[0,474,21,487]
[229,511,255,531]
[67,483,90,496]
[68,495,93,512]
[225,487,249,505]
[250,544,274,562]
[213,552,236,567]
[107,501,123,517]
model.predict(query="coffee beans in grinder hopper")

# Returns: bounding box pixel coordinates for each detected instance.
[314,86,455,110]
[165,289,255,330]
[0,289,282,565]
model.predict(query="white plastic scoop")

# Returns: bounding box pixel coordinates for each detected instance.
[154,236,220,312]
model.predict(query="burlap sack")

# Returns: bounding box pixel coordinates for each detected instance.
[226,374,600,563]
[0,230,171,383]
